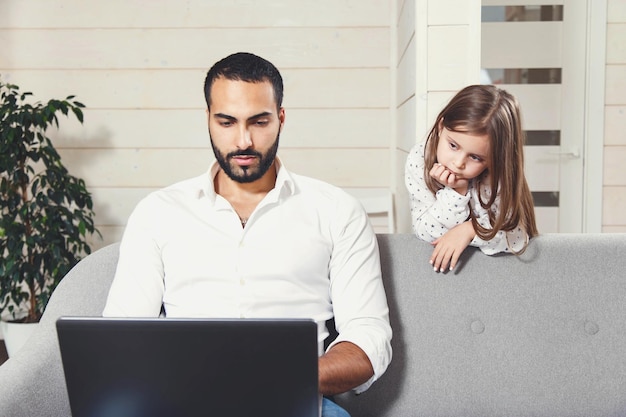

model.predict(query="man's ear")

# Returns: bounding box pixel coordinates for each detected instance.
[278,107,286,131]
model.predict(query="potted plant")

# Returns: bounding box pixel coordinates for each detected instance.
[0,79,100,355]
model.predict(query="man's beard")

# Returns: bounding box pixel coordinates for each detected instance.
[210,131,280,183]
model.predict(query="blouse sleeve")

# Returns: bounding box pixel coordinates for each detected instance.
[404,142,472,242]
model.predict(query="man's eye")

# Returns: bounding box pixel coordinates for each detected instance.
[255,120,269,126]
[220,121,233,127]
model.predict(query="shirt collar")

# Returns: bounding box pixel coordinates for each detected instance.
[201,156,296,203]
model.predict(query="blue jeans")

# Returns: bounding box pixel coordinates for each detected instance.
[322,397,351,417]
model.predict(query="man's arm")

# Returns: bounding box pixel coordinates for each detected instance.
[318,341,374,396]
[324,189,392,394]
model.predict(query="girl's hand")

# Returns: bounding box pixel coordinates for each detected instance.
[430,221,476,272]
[429,163,469,195]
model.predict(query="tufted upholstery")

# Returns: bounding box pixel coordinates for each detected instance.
[1,234,626,416]
[336,233,626,416]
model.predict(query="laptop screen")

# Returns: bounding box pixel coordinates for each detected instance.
[56,317,319,417]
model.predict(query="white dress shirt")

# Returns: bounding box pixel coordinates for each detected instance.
[103,158,392,393]
[405,141,528,254]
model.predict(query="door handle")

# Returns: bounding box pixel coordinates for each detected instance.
[548,147,580,159]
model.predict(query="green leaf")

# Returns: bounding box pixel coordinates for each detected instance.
[0,79,100,320]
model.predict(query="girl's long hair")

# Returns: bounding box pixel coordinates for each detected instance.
[423,85,538,250]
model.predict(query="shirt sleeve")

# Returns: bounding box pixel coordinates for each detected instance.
[404,142,471,242]
[325,193,393,394]
[102,195,165,318]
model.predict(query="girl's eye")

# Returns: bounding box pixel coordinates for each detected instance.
[470,155,483,162]
[449,141,458,150]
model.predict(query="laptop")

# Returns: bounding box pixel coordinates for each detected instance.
[56,317,319,417]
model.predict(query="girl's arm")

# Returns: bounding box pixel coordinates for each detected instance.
[404,142,472,242]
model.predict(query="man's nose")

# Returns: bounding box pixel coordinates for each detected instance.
[236,127,252,149]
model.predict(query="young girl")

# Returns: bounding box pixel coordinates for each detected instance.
[405,84,538,272]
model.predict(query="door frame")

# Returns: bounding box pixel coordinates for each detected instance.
[581,0,607,232]
[560,0,606,232]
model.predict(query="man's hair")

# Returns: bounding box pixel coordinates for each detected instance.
[203,52,284,110]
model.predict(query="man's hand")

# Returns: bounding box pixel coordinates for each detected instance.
[318,341,373,396]
[429,162,469,195]
[430,221,475,272]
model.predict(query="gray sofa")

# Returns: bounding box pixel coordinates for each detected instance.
[1,233,626,416]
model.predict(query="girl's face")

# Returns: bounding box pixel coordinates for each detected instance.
[436,126,490,181]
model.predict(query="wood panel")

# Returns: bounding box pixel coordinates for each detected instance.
[397,36,416,105]
[603,146,626,186]
[397,0,415,54]
[57,148,214,188]
[603,186,626,226]
[429,0,474,25]
[608,0,626,23]
[605,65,626,105]
[58,148,389,189]
[394,149,411,233]
[2,0,395,242]
[606,23,626,64]
[397,96,417,152]
[605,106,626,146]
[0,28,390,69]
[603,226,626,233]
[90,188,155,227]
[46,108,391,149]
[0,0,389,28]
[426,91,455,130]
[282,109,390,149]
[279,149,390,188]
[428,25,475,91]
[0,68,390,109]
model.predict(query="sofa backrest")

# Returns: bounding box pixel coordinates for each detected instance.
[1,234,626,417]
[337,233,626,417]
[0,243,119,416]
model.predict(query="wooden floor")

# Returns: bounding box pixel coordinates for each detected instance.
[0,341,8,365]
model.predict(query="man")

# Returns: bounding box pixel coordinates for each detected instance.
[103,52,392,416]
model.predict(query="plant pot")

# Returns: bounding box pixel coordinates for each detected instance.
[0,321,38,358]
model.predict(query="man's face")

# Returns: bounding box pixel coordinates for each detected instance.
[207,77,285,183]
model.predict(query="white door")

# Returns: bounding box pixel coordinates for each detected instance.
[481,1,588,233]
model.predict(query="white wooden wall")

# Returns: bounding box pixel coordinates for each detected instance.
[0,0,623,248]
[395,0,417,234]
[604,0,626,232]
[0,0,393,249]
[395,0,481,234]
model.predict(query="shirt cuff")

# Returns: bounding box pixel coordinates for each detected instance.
[326,326,392,394]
